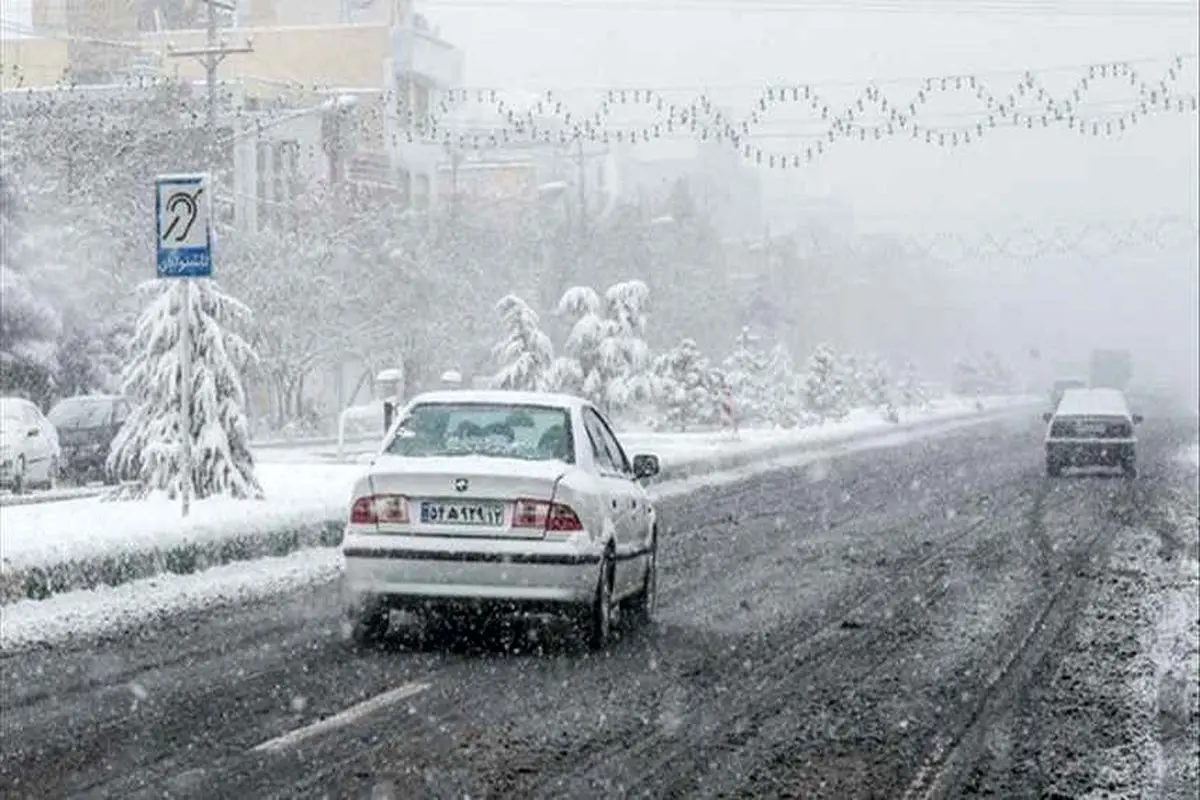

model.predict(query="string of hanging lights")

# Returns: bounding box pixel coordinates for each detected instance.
[388,55,1197,167]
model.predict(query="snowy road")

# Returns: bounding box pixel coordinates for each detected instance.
[1,410,1197,799]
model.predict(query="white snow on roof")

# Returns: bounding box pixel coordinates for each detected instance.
[1055,388,1131,418]
[406,389,586,410]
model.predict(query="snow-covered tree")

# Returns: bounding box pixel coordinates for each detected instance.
[653,337,713,430]
[859,356,900,423]
[490,294,554,391]
[803,343,849,421]
[546,280,652,415]
[108,280,262,501]
[721,327,770,425]
[896,362,929,410]
[599,279,653,411]
[761,342,802,427]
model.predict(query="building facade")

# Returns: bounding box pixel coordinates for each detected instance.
[5,0,463,227]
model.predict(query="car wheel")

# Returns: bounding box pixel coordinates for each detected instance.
[584,550,615,652]
[11,457,26,495]
[347,598,390,648]
[43,457,57,491]
[1045,456,1062,478]
[625,529,658,628]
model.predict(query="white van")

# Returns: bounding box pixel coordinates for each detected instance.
[1042,388,1143,478]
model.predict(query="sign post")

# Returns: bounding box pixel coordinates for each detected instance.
[156,173,213,518]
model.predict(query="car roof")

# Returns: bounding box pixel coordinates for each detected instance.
[405,389,587,412]
[1054,388,1130,417]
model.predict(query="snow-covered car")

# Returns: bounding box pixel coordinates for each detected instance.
[1042,387,1142,478]
[48,394,132,484]
[0,397,61,494]
[340,389,662,650]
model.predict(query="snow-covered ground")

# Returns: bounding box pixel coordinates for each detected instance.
[0,398,1036,650]
[0,395,1028,575]
[1182,443,1199,469]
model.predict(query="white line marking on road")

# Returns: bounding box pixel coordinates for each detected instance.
[251,681,430,754]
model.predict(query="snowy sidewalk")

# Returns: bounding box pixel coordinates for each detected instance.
[0,395,1036,605]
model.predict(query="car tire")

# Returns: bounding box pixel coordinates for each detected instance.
[625,529,658,628]
[585,550,615,652]
[42,457,57,491]
[348,598,390,648]
[11,457,26,495]
[1045,456,1062,478]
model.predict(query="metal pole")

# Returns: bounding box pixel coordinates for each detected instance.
[205,1,218,157]
[180,279,193,517]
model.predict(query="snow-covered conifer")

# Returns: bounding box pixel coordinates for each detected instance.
[803,343,849,421]
[108,280,262,501]
[653,337,712,431]
[599,279,652,412]
[723,328,771,425]
[896,362,929,410]
[860,356,900,423]
[762,342,802,427]
[547,281,652,416]
[489,294,554,391]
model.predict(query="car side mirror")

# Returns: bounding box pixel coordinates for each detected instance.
[26,427,39,438]
[1132,414,1144,424]
[632,453,660,480]
[1041,412,1053,423]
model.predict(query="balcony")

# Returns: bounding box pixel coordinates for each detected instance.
[391,24,462,87]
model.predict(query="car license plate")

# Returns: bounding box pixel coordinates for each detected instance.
[419,501,506,527]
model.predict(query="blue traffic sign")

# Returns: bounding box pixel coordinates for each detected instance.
[156,173,212,278]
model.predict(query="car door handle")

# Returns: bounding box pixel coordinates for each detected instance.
[630,499,637,509]
[610,498,618,510]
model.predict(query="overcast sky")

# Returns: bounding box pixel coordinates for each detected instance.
[424,0,1199,236]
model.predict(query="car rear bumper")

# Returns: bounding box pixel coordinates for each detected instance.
[341,532,603,610]
[1046,439,1135,466]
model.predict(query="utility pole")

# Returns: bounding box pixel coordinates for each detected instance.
[165,0,253,162]
[575,137,587,238]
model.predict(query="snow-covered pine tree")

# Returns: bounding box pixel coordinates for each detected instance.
[653,337,713,431]
[803,343,849,421]
[544,285,605,401]
[489,294,554,391]
[860,356,900,423]
[546,280,652,417]
[721,327,770,426]
[599,279,652,414]
[896,361,929,411]
[0,172,62,403]
[108,280,262,501]
[762,342,802,427]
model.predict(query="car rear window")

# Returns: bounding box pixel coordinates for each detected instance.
[1051,417,1132,438]
[384,403,574,462]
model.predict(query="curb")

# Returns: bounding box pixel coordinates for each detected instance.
[0,401,1033,606]
[0,520,343,606]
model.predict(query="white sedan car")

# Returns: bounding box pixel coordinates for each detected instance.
[0,396,60,494]
[340,389,662,650]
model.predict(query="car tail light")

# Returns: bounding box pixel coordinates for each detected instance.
[349,494,410,525]
[512,498,584,533]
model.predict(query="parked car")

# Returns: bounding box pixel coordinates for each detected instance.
[47,394,132,485]
[0,397,61,494]
[340,389,662,650]
[1042,388,1142,478]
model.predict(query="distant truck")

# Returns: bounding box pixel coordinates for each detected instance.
[1089,349,1133,391]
